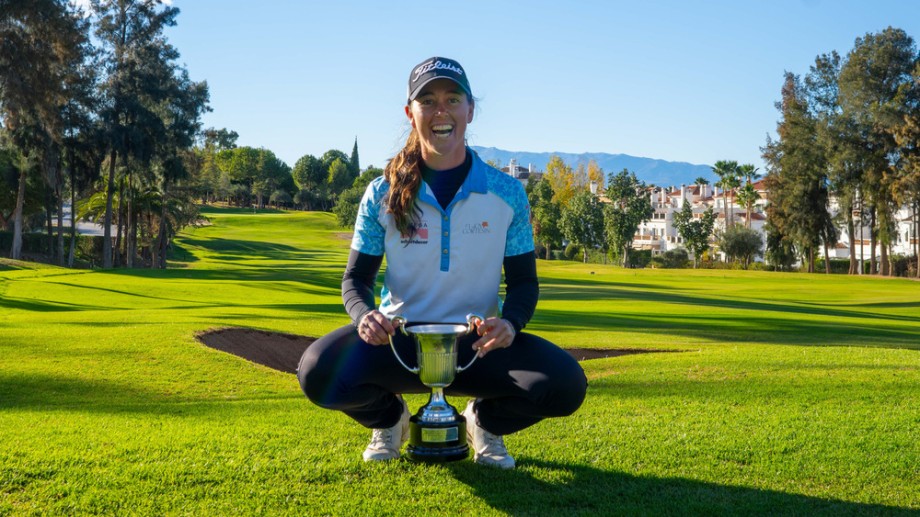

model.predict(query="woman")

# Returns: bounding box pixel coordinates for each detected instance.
[297,57,587,469]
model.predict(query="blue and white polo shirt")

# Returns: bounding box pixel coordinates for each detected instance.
[351,149,534,324]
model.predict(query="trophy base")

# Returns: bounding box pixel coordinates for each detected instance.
[406,415,469,463]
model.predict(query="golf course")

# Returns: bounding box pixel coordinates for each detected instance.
[1,206,918,515]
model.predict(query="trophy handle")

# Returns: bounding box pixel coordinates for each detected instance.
[457,313,484,372]
[387,316,418,374]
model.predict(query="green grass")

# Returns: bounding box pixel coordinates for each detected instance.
[1,206,918,515]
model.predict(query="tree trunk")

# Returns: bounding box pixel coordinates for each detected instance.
[880,241,889,276]
[126,189,134,268]
[807,247,815,273]
[103,149,116,268]
[55,161,65,267]
[157,201,168,269]
[824,240,830,274]
[68,163,77,268]
[115,177,125,267]
[10,154,28,260]
[45,188,54,261]
[847,211,856,275]
[869,209,877,275]
[545,245,551,261]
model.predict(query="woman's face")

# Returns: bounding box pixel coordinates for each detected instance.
[405,78,474,170]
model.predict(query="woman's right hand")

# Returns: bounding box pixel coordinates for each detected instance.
[357,310,395,345]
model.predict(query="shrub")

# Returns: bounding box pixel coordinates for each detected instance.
[627,249,652,269]
[651,248,689,269]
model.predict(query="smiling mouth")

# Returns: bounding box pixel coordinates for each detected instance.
[432,124,454,138]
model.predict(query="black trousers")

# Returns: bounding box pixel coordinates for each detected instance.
[297,325,587,436]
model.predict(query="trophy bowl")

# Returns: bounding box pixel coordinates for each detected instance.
[389,313,483,462]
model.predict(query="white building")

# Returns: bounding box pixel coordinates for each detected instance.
[499,159,918,265]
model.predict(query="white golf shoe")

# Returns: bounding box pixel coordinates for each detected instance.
[462,399,515,469]
[362,396,410,462]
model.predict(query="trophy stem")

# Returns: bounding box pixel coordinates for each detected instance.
[430,387,446,407]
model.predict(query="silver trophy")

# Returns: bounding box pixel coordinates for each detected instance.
[388,313,483,462]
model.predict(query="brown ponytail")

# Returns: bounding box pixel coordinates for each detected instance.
[384,128,423,236]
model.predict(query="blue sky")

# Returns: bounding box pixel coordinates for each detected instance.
[158,0,920,173]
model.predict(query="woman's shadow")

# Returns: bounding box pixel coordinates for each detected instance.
[447,458,913,516]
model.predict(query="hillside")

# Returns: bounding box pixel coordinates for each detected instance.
[471,146,714,187]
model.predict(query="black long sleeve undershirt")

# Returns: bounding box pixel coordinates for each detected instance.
[341,248,539,331]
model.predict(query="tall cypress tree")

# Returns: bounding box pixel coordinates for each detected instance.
[350,137,360,175]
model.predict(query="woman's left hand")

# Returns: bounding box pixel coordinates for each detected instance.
[471,317,516,357]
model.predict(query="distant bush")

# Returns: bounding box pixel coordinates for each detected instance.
[814,258,852,274]
[651,248,689,269]
[626,249,652,269]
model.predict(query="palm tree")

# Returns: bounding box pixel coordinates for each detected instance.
[739,164,761,185]
[737,164,762,228]
[735,183,761,228]
[712,160,741,228]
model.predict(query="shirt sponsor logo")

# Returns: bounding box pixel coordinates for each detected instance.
[462,221,491,235]
[401,221,429,246]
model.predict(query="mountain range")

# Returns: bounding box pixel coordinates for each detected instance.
[470,146,715,188]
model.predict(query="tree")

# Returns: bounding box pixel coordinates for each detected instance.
[694,176,710,186]
[603,169,653,267]
[763,72,837,273]
[327,157,352,197]
[560,190,604,263]
[203,127,237,151]
[528,178,562,259]
[804,50,867,274]
[672,202,716,268]
[543,155,576,207]
[291,153,328,210]
[332,166,382,227]
[711,160,740,228]
[734,183,761,228]
[586,160,605,193]
[92,0,183,268]
[350,137,360,175]
[719,225,764,269]
[892,64,920,278]
[838,27,918,275]
[1,0,89,260]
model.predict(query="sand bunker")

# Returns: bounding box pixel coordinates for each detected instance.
[196,327,669,374]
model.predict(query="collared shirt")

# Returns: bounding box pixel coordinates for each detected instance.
[351,149,534,324]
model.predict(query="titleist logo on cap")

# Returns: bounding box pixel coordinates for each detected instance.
[413,59,464,82]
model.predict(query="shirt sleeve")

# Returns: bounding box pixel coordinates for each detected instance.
[351,178,387,255]
[342,248,384,325]
[500,251,538,332]
[504,183,536,257]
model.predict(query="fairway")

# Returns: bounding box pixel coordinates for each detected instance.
[1,207,918,515]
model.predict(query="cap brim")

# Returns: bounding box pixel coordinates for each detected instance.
[408,76,472,103]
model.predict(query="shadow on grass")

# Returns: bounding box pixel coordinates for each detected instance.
[535,307,920,349]
[0,297,105,312]
[539,278,920,324]
[0,372,170,413]
[448,458,914,516]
